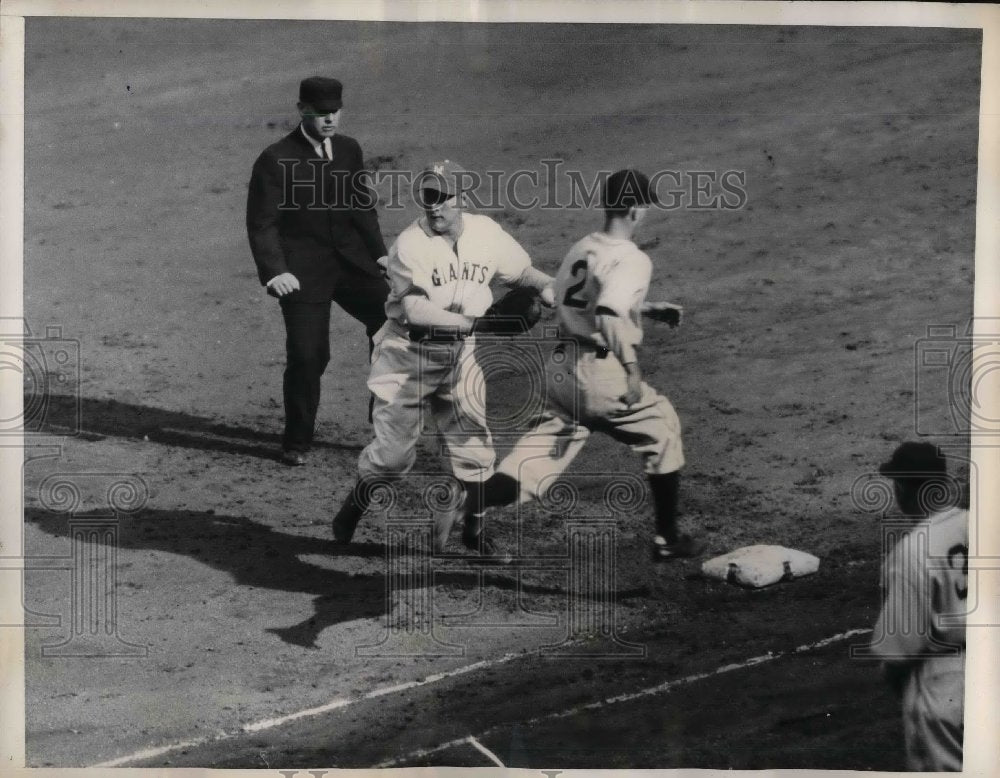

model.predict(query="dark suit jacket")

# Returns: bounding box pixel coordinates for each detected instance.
[247,128,387,302]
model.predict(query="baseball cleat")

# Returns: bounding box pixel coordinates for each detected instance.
[461,511,498,557]
[462,519,512,563]
[651,533,706,562]
[462,532,513,564]
[332,516,359,544]
[332,501,363,545]
[462,529,499,557]
[281,450,308,466]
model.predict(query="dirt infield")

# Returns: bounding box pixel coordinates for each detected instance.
[21,19,978,768]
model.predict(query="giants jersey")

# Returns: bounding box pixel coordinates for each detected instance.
[384,213,531,325]
[554,232,652,350]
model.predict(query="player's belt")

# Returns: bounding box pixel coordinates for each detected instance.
[408,325,466,343]
[555,342,609,359]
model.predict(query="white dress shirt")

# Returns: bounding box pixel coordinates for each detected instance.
[300,124,332,160]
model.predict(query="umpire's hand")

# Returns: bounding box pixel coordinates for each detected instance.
[267,272,301,298]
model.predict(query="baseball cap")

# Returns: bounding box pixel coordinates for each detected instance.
[879,441,948,477]
[417,159,474,197]
[299,77,343,112]
[603,168,660,209]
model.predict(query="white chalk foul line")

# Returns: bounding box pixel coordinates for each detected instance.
[468,735,507,767]
[91,650,529,768]
[94,628,874,768]
[376,627,874,768]
[93,737,218,768]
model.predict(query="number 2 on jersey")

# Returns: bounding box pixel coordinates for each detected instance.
[563,257,589,309]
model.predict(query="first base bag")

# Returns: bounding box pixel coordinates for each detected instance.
[701,545,820,588]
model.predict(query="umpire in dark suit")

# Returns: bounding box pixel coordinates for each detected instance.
[247,77,389,465]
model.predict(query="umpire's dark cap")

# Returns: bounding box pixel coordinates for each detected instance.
[603,168,660,209]
[418,159,473,196]
[299,77,343,112]
[879,441,948,477]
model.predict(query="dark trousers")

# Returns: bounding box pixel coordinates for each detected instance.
[280,271,388,451]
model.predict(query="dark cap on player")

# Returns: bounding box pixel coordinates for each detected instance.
[879,441,948,477]
[299,77,343,112]
[603,168,660,210]
[418,159,474,196]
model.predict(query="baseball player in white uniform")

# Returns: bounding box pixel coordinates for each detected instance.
[462,169,705,561]
[332,159,554,552]
[871,442,967,771]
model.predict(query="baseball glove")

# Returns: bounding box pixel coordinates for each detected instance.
[641,301,683,327]
[474,288,544,336]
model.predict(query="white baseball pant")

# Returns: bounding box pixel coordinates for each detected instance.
[358,323,496,482]
[497,345,684,501]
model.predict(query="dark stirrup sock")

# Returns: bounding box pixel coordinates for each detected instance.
[481,472,520,509]
[333,476,381,541]
[648,471,681,543]
[460,472,520,523]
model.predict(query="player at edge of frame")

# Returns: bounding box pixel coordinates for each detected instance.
[870,441,967,772]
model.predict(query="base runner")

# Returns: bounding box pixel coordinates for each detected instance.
[464,168,705,561]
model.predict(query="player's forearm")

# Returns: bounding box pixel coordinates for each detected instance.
[402,296,475,333]
[596,313,638,366]
[514,265,554,294]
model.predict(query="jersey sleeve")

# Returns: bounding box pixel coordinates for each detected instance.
[594,251,652,318]
[490,221,533,284]
[386,232,433,302]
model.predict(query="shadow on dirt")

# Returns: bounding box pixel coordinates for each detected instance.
[37,394,362,461]
[25,506,566,649]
